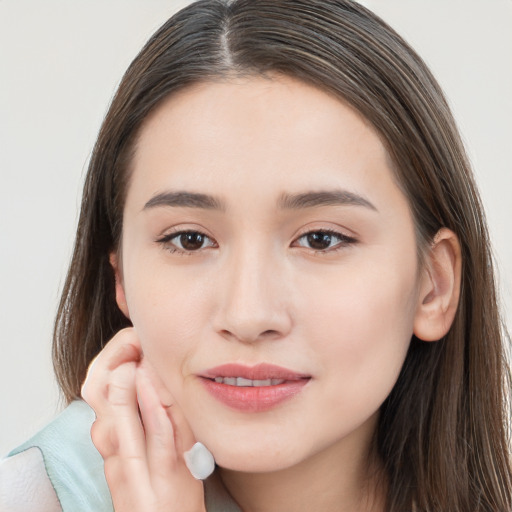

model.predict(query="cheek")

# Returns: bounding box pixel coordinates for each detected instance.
[124,267,211,390]
[299,254,418,406]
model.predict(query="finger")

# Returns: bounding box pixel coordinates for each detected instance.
[91,361,146,460]
[138,358,196,456]
[136,365,179,479]
[139,356,176,408]
[82,329,146,462]
[81,327,141,407]
[82,328,145,461]
[136,366,206,510]
[91,362,153,511]
[165,398,197,458]
[103,454,151,512]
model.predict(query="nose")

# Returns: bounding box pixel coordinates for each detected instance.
[212,242,293,345]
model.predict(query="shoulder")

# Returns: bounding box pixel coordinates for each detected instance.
[2,401,240,512]
[0,447,61,512]
[4,400,113,512]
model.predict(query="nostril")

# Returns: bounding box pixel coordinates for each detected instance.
[218,329,279,343]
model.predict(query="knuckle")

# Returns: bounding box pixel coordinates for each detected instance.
[105,331,141,371]
[106,369,136,406]
[117,326,138,343]
[80,384,91,404]
[90,419,118,458]
[81,377,108,409]
[90,419,102,445]
[81,383,98,408]
[113,327,139,350]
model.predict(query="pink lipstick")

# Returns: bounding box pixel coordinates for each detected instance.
[199,363,311,412]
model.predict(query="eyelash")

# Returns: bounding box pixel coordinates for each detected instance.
[155,228,357,256]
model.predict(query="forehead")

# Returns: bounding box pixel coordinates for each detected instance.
[127,74,403,214]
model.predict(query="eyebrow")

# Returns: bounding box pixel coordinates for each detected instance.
[143,189,377,212]
[278,190,377,211]
[144,191,225,211]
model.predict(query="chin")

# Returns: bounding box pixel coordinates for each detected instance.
[203,436,307,473]
[215,454,298,473]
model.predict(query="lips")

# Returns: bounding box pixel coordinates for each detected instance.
[199,363,311,412]
[200,363,310,381]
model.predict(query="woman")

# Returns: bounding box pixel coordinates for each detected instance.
[2,0,511,510]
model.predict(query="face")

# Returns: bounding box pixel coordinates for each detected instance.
[116,75,422,473]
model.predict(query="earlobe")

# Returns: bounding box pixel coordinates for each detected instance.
[109,252,130,320]
[413,228,462,342]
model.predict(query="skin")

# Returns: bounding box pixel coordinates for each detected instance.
[83,75,461,512]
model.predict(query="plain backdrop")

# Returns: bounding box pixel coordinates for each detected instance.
[1,0,511,456]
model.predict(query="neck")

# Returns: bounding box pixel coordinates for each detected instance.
[217,417,386,512]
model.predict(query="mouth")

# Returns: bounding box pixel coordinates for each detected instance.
[199,363,311,412]
[210,376,288,386]
[200,362,311,382]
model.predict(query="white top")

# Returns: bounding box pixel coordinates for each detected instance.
[0,448,239,512]
[0,448,61,512]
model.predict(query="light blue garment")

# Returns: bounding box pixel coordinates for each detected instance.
[9,400,113,512]
[8,400,240,512]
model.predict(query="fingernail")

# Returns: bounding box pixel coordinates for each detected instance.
[184,442,215,480]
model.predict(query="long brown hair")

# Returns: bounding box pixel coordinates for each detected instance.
[53,0,512,509]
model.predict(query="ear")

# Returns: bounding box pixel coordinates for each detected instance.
[109,252,130,320]
[413,228,462,342]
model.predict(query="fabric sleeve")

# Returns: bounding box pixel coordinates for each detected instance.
[0,447,62,512]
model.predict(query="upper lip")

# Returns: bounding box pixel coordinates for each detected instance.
[200,363,311,381]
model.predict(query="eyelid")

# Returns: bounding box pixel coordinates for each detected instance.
[156,223,216,242]
[294,222,358,239]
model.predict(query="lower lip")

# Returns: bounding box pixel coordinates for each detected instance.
[200,378,310,412]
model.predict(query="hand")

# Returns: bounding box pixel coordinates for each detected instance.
[81,327,207,512]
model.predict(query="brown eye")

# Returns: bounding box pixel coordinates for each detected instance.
[305,232,334,251]
[179,232,206,251]
[295,229,357,253]
[157,230,216,254]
